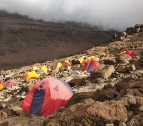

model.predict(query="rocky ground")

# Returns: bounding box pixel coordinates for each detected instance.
[0,23,143,126]
[0,11,143,126]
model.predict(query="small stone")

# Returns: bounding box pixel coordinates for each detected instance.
[119,122,126,126]
[139,106,143,111]
[106,123,114,126]
[0,111,8,119]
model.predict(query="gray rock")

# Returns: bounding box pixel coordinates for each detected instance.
[122,94,136,105]
[116,54,131,64]
[90,64,115,80]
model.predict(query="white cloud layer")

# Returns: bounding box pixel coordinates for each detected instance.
[1,0,143,31]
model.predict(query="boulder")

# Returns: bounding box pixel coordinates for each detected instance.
[92,89,114,101]
[68,77,87,87]
[90,64,115,80]
[116,65,128,73]
[104,58,116,65]
[71,59,80,65]
[44,99,128,126]
[11,106,25,115]
[66,92,94,107]
[116,54,131,64]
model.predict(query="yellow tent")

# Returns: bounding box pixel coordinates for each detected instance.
[92,57,99,61]
[41,65,48,72]
[31,66,38,71]
[24,71,39,81]
[90,56,99,61]
[90,56,96,59]
[0,84,4,90]
[78,58,83,63]
[56,62,62,68]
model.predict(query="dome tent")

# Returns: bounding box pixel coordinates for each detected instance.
[21,78,73,116]
[83,60,100,72]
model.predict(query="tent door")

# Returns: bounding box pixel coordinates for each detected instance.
[30,89,45,115]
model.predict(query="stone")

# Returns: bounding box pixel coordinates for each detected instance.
[126,64,136,71]
[104,58,116,65]
[133,89,143,97]
[92,89,113,101]
[0,111,8,119]
[135,96,143,106]
[106,123,114,126]
[116,54,131,64]
[127,111,133,120]
[121,94,136,105]
[90,64,115,80]
[0,121,8,126]
[66,93,94,107]
[96,78,105,83]
[12,106,25,115]
[128,115,141,126]
[116,65,128,73]
[44,100,128,126]
[139,106,143,111]
[119,122,126,126]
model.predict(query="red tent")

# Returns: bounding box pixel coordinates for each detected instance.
[83,60,100,72]
[5,79,16,88]
[21,78,73,116]
[126,50,136,58]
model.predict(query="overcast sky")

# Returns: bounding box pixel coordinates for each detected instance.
[1,0,143,31]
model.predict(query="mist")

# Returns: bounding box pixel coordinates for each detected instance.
[1,0,143,31]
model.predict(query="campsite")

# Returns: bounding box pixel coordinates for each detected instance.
[0,5,143,126]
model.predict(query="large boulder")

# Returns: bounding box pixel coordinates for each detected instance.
[43,99,128,126]
[90,64,115,80]
[116,54,132,64]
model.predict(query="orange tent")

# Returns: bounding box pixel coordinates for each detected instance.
[81,59,87,65]
[41,65,48,72]
[120,51,127,55]
[78,58,83,63]
[24,71,39,81]
[120,50,136,58]
[78,58,87,65]
[62,60,70,66]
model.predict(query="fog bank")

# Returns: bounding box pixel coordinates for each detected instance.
[1,0,143,31]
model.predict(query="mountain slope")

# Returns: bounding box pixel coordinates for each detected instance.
[0,11,113,70]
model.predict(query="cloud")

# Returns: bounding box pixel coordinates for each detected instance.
[1,0,143,31]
